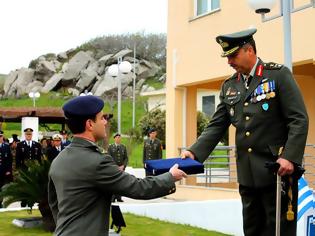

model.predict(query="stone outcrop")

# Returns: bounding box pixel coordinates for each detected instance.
[3,48,164,98]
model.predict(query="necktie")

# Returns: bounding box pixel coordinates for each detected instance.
[244,75,252,89]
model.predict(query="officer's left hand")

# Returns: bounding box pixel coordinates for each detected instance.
[5,171,11,176]
[276,158,294,176]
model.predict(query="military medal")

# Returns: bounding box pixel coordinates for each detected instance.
[256,95,262,101]
[270,92,275,98]
[262,102,269,111]
[230,107,234,116]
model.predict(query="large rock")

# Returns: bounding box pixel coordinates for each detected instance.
[99,54,113,64]
[62,51,95,82]
[26,81,44,94]
[6,68,35,97]
[138,60,160,79]
[3,70,19,95]
[76,68,98,90]
[57,52,68,60]
[41,73,63,93]
[93,73,117,96]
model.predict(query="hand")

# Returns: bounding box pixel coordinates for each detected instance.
[118,165,124,171]
[181,150,195,160]
[5,171,11,176]
[276,158,294,176]
[169,164,187,181]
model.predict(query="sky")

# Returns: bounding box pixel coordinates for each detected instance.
[0,0,167,74]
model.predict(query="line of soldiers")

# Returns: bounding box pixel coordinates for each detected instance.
[0,128,71,207]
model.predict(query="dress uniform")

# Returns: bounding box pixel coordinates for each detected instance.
[48,95,176,236]
[16,128,42,169]
[60,130,71,147]
[188,28,308,236]
[0,131,12,208]
[46,134,64,162]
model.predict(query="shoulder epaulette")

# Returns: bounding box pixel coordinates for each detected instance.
[224,73,237,83]
[264,62,283,70]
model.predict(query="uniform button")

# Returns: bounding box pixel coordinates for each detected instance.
[248,148,252,153]
[244,102,249,107]
[245,131,250,137]
[245,116,250,121]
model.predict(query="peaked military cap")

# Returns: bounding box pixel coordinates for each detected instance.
[60,130,68,135]
[52,134,62,141]
[216,28,257,57]
[113,133,121,138]
[62,95,104,118]
[24,128,33,133]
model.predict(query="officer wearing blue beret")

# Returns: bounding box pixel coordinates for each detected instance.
[48,95,187,236]
[143,128,163,176]
[182,28,309,236]
[108,133,128,202]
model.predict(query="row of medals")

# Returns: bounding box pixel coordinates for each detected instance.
[250,80,276,103]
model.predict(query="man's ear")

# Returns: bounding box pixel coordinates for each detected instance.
[85,119,93,131]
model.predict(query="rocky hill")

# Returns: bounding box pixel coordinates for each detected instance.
[2,33,166,100]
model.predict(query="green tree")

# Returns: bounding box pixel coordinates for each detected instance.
[139,109,165,147]
[197,111,210,137]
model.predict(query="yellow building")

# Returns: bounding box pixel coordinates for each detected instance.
[166,0,315,186]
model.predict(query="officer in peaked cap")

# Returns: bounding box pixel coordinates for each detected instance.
[46,134,64,162]
[143,127,162,176]
[182,28,308,236]
[16,127,42,169]
[216,28,257,57]
[48,95,186,236]
[59,130,71,147]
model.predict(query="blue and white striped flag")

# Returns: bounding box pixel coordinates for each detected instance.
[298,177,315,220]
[297,176,315,236]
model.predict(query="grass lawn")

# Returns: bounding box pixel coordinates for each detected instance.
[0,210,229,236]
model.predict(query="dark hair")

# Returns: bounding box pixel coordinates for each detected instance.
[65,115,97,134]
[243,39,257,54]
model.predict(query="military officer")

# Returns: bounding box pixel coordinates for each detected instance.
[46,134,64,162]
[143,128,163,176]
[108,133,128,202]
[16,128,42,169]
[182,28,308,236]
[48,95,187,236]
[0,131,12,208]
[60,130,71,147]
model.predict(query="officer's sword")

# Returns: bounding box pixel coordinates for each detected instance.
[265,161,281,236]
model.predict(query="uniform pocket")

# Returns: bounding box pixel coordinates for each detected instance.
[268,144,284,157]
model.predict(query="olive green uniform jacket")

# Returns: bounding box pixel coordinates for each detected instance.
[48,137,175,236]
[143,138,162,163]
[189,60,309,188]
[107,143,128,167]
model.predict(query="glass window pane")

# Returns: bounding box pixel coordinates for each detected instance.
[197,0,208,15]
[202,95,215,117]
[212,0,220,10]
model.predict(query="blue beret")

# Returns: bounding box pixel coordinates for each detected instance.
[63,95,104,118]
[148,128,157,134]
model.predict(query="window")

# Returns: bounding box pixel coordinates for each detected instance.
[196,0,220,16]
[202,95,215,117]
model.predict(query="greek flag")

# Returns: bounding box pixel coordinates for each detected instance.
[298,177,315,220]
[297,176,315,236]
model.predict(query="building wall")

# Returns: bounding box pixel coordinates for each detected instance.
[166,0,315,185]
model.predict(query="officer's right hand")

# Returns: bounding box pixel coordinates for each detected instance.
[181,150,195,160]
[169,164,187,181]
